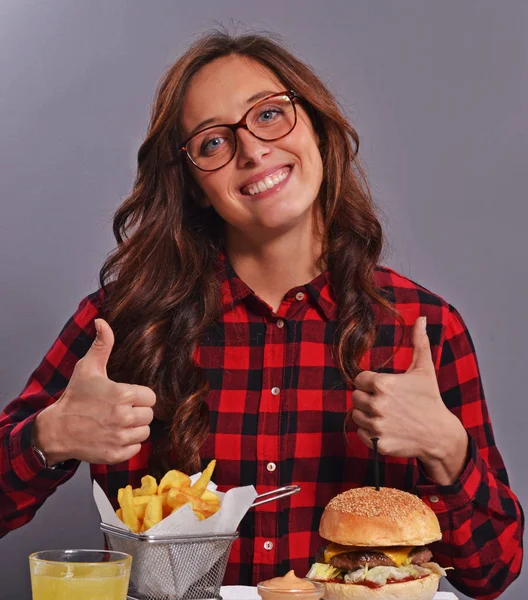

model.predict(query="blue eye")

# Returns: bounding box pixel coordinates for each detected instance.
[257,108,283,123]
[201,136,226,156]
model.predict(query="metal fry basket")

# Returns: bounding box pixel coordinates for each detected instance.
[102,524,237,600]
[101,485,300,600]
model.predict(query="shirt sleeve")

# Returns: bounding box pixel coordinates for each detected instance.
[415,305,524,600]
[0,292,102,537]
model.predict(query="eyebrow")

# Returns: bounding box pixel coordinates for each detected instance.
[187,90,279,137]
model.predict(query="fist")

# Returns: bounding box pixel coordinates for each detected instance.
[33,318,156,465]
[350,317,457,461]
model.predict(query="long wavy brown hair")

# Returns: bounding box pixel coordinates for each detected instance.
[100,30,399,477]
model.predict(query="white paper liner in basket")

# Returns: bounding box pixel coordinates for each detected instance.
[94,472,258,598]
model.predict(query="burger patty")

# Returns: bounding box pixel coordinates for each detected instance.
[328,545,433,571]
[330,551,396,570]
[408,546,433,565]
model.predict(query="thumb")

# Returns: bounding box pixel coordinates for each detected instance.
[407,316,435,374]
[83,318,115,376]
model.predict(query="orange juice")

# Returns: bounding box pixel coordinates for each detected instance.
[29,550,131,600]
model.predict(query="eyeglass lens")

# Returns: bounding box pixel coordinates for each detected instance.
[187,94,296,170]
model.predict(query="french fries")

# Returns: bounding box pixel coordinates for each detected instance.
[158,470,191,495]
[187,460,216,496]
[120,485,140,533]
[115,460,220,533]
[143,495,163,531]
[133,475,158,496]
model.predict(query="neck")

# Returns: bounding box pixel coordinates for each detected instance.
[226,222,323,313]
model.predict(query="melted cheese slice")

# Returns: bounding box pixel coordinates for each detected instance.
[324,543,414,567]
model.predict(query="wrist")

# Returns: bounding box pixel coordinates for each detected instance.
[32,406,71,466]
[419,414,469,485]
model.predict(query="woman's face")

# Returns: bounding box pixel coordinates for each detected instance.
[181,54,323,240]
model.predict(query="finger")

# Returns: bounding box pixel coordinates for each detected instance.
[130,385,156,408]
[356,427,376,449]
[353,370,377,393]
[82,319,115,376]
[115,443,142,464]
[130,406,154,427]
[352,389,374,413]
[122,425,151,446]
[408,316,435,374]
[350,408,378,433]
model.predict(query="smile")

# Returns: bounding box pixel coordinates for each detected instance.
[240,166,292,196]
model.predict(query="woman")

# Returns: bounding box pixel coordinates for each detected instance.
[0,31,523,598]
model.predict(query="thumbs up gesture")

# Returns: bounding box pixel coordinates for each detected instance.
[32,319,156,466]
[351,317,468,483]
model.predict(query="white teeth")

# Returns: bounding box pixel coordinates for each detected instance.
[264,176,275,189]
[243,167,291,196]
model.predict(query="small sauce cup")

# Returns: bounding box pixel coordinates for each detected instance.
[257,571,324,600]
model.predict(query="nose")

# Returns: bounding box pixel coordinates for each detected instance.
[235,127,271,168]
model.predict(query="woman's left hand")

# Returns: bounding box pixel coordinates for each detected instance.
[352,316,469,484]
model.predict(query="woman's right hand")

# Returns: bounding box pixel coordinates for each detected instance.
[32,318,156,466]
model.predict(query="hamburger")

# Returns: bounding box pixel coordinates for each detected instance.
[307,487,449,600]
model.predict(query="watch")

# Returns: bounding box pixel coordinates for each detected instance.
[31,445,62,470]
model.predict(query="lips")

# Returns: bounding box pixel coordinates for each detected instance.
[239,165,293,196]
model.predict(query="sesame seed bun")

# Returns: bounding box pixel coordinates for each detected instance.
[322,572,440,600]
[319,487,442,547]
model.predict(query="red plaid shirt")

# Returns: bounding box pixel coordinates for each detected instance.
[0,258,523,599]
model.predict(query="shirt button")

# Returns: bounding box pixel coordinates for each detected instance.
[276,319,285,328]
[266,462,276,472]
[263,541,274,551]
[295,292,305,301]
[271,387,280,396]
[429,495,439,503]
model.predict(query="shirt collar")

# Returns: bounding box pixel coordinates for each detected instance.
[216,251,336,321]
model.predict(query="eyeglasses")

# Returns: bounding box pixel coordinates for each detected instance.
[179,90,299,172]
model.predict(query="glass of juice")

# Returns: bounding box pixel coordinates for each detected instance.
[29,549,131,600]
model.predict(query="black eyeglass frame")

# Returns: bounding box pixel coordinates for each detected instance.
[178,90,299,172]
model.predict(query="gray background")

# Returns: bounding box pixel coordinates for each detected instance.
[0,1,526,598]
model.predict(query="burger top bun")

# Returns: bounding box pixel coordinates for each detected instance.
[323,572,440,600]
[319,487,442,547]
